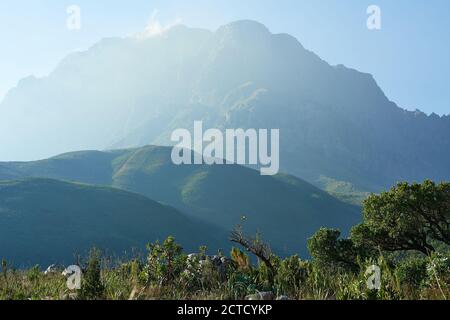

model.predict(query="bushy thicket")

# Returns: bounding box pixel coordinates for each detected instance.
[0,236,448,300]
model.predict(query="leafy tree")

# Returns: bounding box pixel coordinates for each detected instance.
[307,228,360,272]
[352,180,450,255]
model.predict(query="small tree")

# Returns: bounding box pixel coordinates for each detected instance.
[307,228,360,272]
[352,180,450,256]
[80,248,105,300]
[145,236,185,286]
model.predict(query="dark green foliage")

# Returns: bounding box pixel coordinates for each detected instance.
[395,256,428,289]
[143,237,186,286]
[274,255,310,298]
[1,239,448,300]
[80,249,105,300]
[352,180,450,255]
[307,228,360,272]
[425,252,450,295]
[27,266,41,283]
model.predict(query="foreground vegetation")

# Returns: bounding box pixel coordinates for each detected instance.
[0,180,449,300]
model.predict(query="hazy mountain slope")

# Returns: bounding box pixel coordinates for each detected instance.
[3,150,128,185]
[1,146,361,256]
[1,20,448,190]
[317,176,370,206]
[0,27,211,161]
[0,165,20,180]
[0,178,225,267]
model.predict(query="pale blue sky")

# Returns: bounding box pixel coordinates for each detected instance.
[1,0,449,115]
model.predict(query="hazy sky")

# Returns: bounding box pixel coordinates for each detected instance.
[1,0,449,115]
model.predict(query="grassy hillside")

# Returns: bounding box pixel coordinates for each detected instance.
[317,176,371,206]
[1,146,361,257]
[0,178,225,267]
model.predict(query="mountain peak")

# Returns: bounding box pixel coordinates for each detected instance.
[216,20,271,37]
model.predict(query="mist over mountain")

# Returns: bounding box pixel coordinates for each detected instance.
[1,20,449,191]
[0,145,361,257]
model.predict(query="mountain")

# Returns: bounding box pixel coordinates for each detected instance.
[0,165,19,180]
[0,178,224,267]
[1,20,448,190]
[0,145,361,257]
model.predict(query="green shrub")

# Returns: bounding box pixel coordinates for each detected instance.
[308,228,360,273]
[26,265,41,283]
[143,236,186,286]
[425,252,449,299]
[80,248,105,300]
[274,255,309,298]
[396,256,427,289]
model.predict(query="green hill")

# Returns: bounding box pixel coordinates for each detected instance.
[1,146,361,257]
[0,178,224,267]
